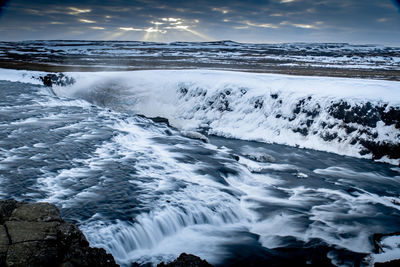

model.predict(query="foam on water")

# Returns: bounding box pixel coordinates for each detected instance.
[373,235,400,263]
[1,74,400,266]
[1,68,399,165]
[44,69,400,164]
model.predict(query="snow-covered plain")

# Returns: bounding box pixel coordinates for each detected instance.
[1,41,399,71]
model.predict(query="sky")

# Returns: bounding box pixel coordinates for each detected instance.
[0,0,399,45]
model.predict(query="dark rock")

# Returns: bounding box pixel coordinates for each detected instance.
[157,253,213,267]
[270,93,279,99]
[328,101,400,129]
[39,73,75,87]
[0,200,20,224]
[320,132,338,142]
[293,127,309,136]
[372,232,400,253]
[359,140,400,160]
[293,98,306,115]
[9,202,61,222]
[0,226,8,266]
[149,116,171,126]
[181,131,209,143]
[231,154,240,161]
[6,241,58,267]
[206,93,232,112]
[243,153,276,163]
[5,221,59,243]
[306,119,314,127]
[344,125,357,134]
[373,232,400,266]
[381,107,400,129]
[0,199,118,267]
[254,99,263,109]
[375,259,400,267]
[306,107,320,118]
[179,86,188,95]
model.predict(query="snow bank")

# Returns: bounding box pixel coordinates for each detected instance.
[1,68,399,164]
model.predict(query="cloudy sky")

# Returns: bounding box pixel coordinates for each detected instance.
[0,0,399,45]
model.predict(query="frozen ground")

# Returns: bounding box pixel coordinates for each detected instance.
[0,40,399,80]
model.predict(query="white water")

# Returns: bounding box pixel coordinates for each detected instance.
[1,76,400,266]
[1,68,399,164]
[61,70,400,164]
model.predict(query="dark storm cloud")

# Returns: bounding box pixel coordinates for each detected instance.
[0,0,399,45]
[0,0,10,18]
[393,0,400,11]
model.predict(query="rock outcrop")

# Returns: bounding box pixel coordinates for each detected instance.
[157,253,213,267]
[39,73,75,87]
[0,199,117,267]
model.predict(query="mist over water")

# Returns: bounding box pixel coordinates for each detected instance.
[1,74,399,266]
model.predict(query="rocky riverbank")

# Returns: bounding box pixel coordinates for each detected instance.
[0,199,117,266]
[0,200,213,267]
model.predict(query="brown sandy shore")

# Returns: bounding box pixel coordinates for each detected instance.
[1,60,400,81]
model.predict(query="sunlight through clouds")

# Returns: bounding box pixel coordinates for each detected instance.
[120,27,143,31]
[90,26,105,30]
[243,21,279,29]
[212,7,230,14]
[79,19,96,23]
[0,0,399,44]
[68,7,91,15]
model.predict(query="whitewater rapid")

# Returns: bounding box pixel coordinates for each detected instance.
[1,70,400,266]
[2,68,398,164]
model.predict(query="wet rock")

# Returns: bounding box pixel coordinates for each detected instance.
[293,127,309,136]
[320,132,338,142]
[372,232,400,254]
[381,107,400,129]
[0,199,118,267]
[359,140,400,160]
[344,125,357,134]
[0,226,8,265]
[39,73,75,87]
[242,152,276,163]
[157,253,213,267]
[0,200,20,224]
[9,202,61,222]
[149,116,171,126]
[254,99,263,109]
[375,259,400,267]
[328,101,400,128]
[181,131,209,143]
[373,232,400,267]
[206,93,232,112]
[6,241,58,267]
[5,221,59,243]
[270,93,279,99]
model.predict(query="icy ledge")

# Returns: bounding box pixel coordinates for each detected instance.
[1,68,399,165]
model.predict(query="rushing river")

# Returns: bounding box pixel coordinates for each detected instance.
[0,72,399,266]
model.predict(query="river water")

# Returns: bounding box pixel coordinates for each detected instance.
[0,75,399,266]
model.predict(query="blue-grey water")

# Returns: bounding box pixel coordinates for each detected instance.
[0,79,399,266]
